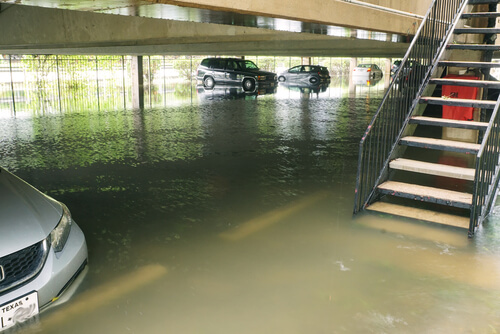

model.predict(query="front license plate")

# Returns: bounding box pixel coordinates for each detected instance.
[0,292,39,332]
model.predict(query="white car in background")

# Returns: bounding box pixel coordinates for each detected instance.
[0,167,87,332]
[352,63,383,78]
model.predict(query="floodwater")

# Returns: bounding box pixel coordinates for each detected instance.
[2,80,500,333]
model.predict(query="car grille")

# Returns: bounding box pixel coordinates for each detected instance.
[0,239,49,295]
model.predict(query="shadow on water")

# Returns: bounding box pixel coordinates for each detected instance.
[2,79,500,333]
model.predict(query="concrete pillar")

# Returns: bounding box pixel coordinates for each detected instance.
[132,55,144,109]
[349,58,357,97]
[301,57,311,65]
[385,58,392,88]
[349,58,357,76]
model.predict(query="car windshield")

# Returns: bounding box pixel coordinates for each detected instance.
[236,60,259,70]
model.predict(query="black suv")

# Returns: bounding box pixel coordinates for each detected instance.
[196,58,277,92]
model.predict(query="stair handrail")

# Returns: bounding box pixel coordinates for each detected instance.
[353,0,469,213]
[470,95,500,237]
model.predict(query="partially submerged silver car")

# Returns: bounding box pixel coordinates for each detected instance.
[278,65,330,84]
[0,167,87,331]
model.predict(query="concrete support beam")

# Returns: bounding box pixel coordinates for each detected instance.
[153,0,424,35]
[0,5,409,57]
[355,0,432,15]
[0,0,431,35]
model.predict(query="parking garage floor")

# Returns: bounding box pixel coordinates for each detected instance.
[2,82,500,333]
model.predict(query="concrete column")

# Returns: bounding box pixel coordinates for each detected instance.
[349,58,357,97]
[349,58,357,76]
[132,55,144,109]
[301,57,311,65]
[384,58,392,88]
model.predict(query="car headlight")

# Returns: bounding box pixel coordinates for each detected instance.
[50,203,72,253]
[257,75,266,81]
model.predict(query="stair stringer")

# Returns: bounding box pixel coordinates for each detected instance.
[368,69,446,206]
[357,3,470,211]
[354,0,467,213]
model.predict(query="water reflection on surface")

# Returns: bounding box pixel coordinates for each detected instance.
[2,80,500,333]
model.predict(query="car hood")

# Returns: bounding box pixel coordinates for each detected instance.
[0,168,62,256]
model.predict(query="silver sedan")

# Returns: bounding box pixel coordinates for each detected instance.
[0,167,87,332]
[278,65,330,84]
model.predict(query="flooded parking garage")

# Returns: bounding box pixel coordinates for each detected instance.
[2,77,500,333]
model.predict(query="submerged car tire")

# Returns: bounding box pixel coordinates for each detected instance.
[203,76,215,89]
[309,76,319,84]
[242,78,256,91]
[278,76,286,82]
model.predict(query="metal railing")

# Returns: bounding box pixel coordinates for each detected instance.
[353,0,468,213]
[470,97,500,237]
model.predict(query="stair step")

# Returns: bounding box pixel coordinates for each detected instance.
[447,44,500,51]
[455,28,500,34]
[377,181,473,209]
[462,12,500,19]
[400,136,481,154]
[429,78,500,89]
[420,96,496,109]
[366,202,470,229]
[438,60,500,68]
[389,158,475,180]
[409,116,489,130]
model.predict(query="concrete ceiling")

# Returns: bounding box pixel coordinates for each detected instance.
[0,0,421,57]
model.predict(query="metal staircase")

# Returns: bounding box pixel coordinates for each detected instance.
[353,0,500,237]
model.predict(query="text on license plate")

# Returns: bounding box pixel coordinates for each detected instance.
[0,292,39,332]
